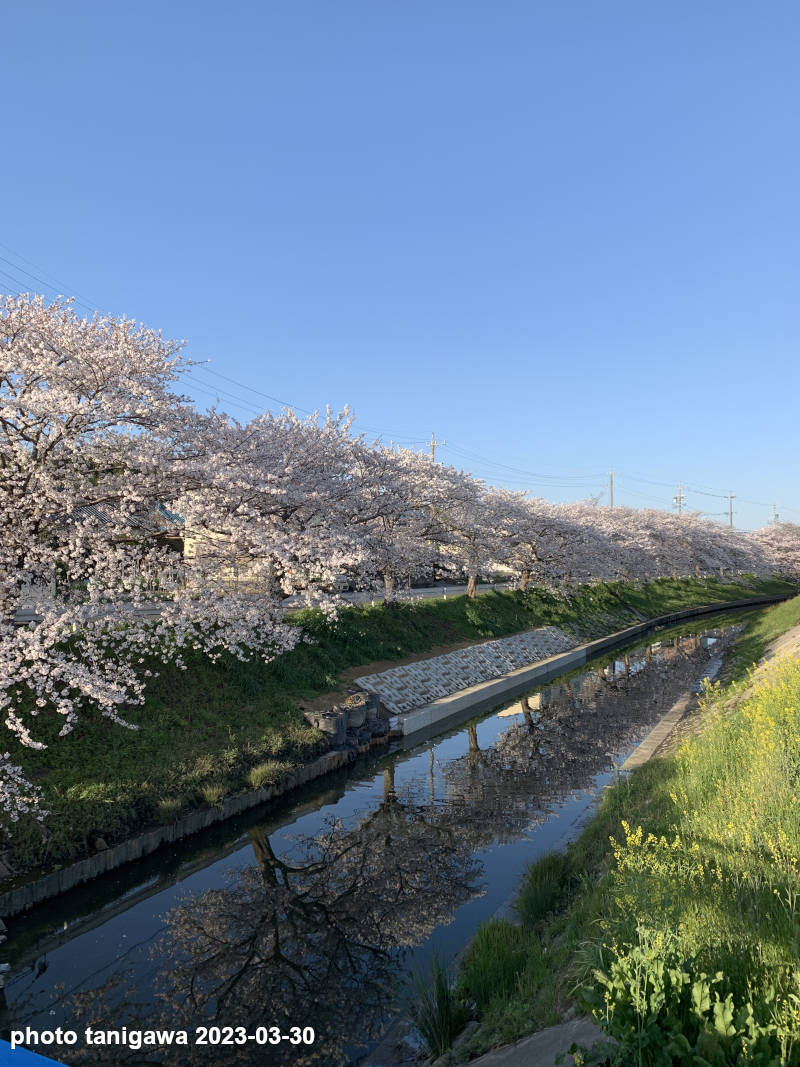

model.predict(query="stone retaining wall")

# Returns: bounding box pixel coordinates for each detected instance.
[355,626,576,714]
[396,595,788,741]
[0,748,356,918]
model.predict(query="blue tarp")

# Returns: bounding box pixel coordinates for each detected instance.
[0,1041,67,1065]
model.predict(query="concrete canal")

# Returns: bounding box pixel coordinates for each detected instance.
[0,610,754,1065]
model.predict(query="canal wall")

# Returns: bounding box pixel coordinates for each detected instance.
[395,595,788,741]
[355,627,577,715]
[0,594,787,919]
[0,749,358,918]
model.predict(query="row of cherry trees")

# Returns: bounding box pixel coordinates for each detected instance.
[1,294,798,825]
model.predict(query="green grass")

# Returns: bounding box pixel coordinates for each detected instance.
[723,591,800,680]
[454,593,800,1065]
[408,953,470,1059]
[456,918,551,1046]
[516,849,576,924]
[606,574,791,618]
[4,574,794,881]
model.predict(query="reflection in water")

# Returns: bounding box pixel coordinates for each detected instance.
[55,791,482,1064]
[5,625,736,1065]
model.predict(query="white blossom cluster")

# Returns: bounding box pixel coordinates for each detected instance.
[0,752,45,823]
[1,293,798,829]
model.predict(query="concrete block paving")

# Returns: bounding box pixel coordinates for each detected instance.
[355,626,576,715]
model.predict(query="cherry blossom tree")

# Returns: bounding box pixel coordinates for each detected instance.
[496,497,617,589]
[0,295,310,827]
[182,406,367,609]
[749,523,800,578]
[344,445,456,601]
[436,480,507,597]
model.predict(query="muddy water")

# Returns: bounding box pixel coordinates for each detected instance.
[1,617,744,1065]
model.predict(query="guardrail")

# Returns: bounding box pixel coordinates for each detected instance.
[13,582,516,625]
[339,581,513,606]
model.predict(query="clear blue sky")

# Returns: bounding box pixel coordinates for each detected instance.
[2,2,798,529]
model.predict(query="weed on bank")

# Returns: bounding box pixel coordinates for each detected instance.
[452,594,800,1065]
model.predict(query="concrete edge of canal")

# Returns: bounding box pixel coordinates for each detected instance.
[367,616,762,1067]
[0,594,788,920]
[398,595,786,741]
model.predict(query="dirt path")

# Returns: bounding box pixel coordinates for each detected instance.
[654,621,800,757]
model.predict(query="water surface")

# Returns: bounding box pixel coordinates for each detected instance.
[1,615,744,1065]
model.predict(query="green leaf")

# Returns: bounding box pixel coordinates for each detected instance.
[692,978,712,1016]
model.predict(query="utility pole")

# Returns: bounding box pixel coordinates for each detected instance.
[673,483,685,516]
[609,469,614,508]
[429,431,445,462]
[773,504,780,525]
[728,492,735,529]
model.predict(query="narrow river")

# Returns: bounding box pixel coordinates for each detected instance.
[1,611,751,1065]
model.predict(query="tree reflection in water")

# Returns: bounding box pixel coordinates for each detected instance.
[441,630,725,848]
[31,628,733,1065]
[62,777,483,1065]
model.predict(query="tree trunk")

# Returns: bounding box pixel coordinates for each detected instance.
[383,573,395,603]
[466,572,477,598]
[383,765,396,801]
[468,723,480,754]
[518,570,530,593]
[249,827,279,886]
[521,694,535,728]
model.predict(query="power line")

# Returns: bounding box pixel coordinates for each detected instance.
[443,442,605,483]
[1,241,798,521]
[619,472,727,499]
[176,376,264,418]
[189,365,430,442]
[0,257,97,316]
[0,240,100,309]
[684,486,729,500]
[184,369,428,447]
[0,240,425,440]
[178,370,285,419]
[615,472,678,489]
[188,364,318,417]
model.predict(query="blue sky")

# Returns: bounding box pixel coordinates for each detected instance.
[2,2,798,529]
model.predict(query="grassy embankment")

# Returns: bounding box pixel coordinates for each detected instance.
[4,574,793,882]
[452,593,800,1066]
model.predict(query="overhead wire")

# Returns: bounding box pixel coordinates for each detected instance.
[184,364,428,443]
[187,365,317,417]
[193,366,436,442]
[1,240,797,521]
[444,441,606,482]
[0,239,100,310]
[613,482,675,507]
[0,257,97,317]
